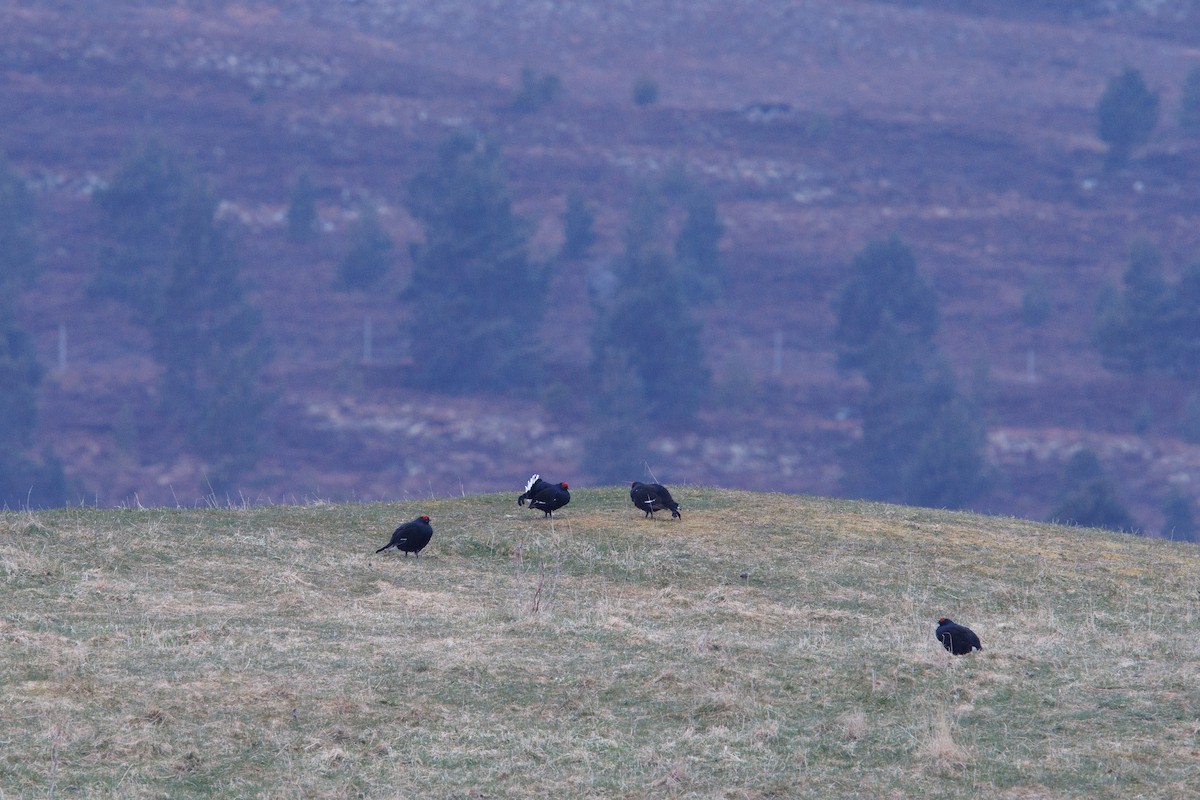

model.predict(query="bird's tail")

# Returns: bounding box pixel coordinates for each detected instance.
[518,473,539,505]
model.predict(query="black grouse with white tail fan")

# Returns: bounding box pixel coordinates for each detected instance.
[375,515,434,557]
[629,481,682,519]
[517,474,571,517]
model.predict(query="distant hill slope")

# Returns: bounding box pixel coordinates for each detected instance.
[3,488,1199,797]
[6,1,1200,528]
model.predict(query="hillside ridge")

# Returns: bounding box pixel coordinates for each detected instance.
[4,487,1199,796]
[6,1,1200,531]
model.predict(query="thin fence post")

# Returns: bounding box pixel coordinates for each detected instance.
[363,317,373,365]
[57,323,67,373]
[772,329,783,378]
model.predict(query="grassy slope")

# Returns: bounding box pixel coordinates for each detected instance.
[2,488,1199,799]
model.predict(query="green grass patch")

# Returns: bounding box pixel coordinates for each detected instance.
[3,489,1199,797]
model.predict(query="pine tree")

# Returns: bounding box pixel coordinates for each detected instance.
[512,67,561,113]
[1096,67,1159,168]
[1020,273,1053,330]
[0,307,41,455]
[0,306,67,508]
[0,156,67,507]
[846,316,948,502]
[336,205,392,290]
[1161,488,1196,541]
[674,186,724,303]
[1181,64,1200,141]
[591,249,710,422]
[1094,240,1168,374]
[1093,242,1200,379]
[287,171,319,243]
[94,143,273,482]
[834,238,986,509]
[632,77,660,106]
[833,235,938,372]
[560,191,597,261]
[0,156,41,453]
[1158,262,1200,379]
[0,153,38,287]
[1048,449,1137,532]
[584,349,651,483]
[90,140,191,314]
[403,130,545,394]
[903,395,989,508]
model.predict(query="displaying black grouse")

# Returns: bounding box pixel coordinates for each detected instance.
[517,474,570,518]
[629,481,682,519]
[935,617,982,655]
[375,515,434,557]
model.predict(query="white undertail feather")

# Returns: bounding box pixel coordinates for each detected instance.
[525,474,540,493]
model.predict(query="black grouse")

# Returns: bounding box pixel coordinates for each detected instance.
[629,481,682,519]
[935,617,982,655]
[517,474,570,518]
[375,515,434,557]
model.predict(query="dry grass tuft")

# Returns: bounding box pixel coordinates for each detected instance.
[840,709,868,742]
[918,713,971,766]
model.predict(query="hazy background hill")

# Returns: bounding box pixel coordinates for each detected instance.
[6,1,1200,530]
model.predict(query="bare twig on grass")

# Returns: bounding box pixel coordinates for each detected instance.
[48,723,61,800]
[512,539,563,617]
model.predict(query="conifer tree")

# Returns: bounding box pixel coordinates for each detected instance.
[1094,240,1168,374]
[583,349,651,483]
[1048,449,1137,532]
[336,204,392,291]
[403,130,545,394]
[1181,64,1200,141]
[1161,488,1196,541]
[560,191,597,261]
[674,186,725,303]
[591,248,709,422]
[632,77,659,106]
[94,141,272,484]
[833,234,938,372]
[0,155,67,507]
[833,237,986,509]
[0,306,41,456]
[1096,67,1159,168]
[90,140,191,314]
[1093,241,1200,379]
[0,153,38,287]
[0,156,40,443]
[287,171,319,243]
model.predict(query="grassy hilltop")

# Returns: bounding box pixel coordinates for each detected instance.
[3,488,1199,798]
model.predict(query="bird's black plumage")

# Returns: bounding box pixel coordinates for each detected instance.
[517,474,570,517]
[376,515,434,557]
[630,481,682,519]
[935,617,982,655]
